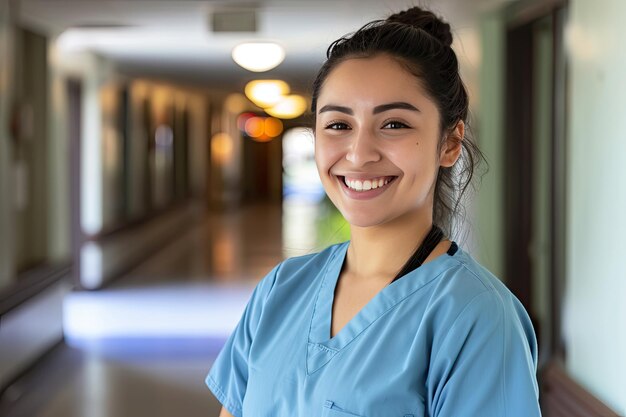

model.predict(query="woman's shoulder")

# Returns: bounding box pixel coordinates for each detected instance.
[430,248,533,329]
[437,248,511,297]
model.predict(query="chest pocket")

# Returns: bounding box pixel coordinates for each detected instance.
[322,401,364,417]
[322,400,417,417]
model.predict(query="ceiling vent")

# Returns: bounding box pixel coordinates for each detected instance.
[211,9,257,33]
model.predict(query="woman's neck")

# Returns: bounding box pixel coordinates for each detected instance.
[345,209,435,282]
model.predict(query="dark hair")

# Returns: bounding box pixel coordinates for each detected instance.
[311,6,486,238]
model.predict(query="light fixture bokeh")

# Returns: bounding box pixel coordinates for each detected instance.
[232,42,285,72]
[265,95,307,119]
[239,113,284,142]
[244,117,265,138]
[264,117,283,137]
[244,80,290,108]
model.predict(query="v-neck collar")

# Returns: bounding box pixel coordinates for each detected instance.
[306,241,460,374]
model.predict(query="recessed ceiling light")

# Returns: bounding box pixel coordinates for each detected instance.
[232,42,285,72]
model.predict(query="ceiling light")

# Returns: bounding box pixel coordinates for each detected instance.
[265,95,307,119]
[232,42,285,72]
[244,80,290,108]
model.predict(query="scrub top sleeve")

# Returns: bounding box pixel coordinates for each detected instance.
[205,264,280,417]
[427,291,541,417]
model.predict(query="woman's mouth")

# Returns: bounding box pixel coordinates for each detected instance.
[336,175,398,199]
[342,176,395,191]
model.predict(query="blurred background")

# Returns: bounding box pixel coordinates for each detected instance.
[0,0,624,416]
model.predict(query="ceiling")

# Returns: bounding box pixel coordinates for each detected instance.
[17,0,504,92]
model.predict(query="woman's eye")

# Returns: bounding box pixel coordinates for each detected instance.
[382,120,409,129]
[325,122,351,130]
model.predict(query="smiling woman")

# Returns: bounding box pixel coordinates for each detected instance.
[313,55,456,229]
[207,6,541,417]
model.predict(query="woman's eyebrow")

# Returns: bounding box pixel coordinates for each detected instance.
[318,104,353,115]
[318,102,420,115]
[373,102,420,114]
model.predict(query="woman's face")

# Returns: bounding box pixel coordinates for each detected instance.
[314,54,459,229]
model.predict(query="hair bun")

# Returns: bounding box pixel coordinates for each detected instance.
[387,7,453,47]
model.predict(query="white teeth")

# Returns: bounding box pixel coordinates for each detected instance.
[343,177,392,192]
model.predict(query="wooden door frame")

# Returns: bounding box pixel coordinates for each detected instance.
[504,0,568,364]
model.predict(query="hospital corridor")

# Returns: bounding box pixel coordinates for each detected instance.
[1,0,626,416]
[2,203,326,417]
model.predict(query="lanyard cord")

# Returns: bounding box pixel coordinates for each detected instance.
[390,224,444,283]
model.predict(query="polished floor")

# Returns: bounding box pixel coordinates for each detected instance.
[2,201,344,417]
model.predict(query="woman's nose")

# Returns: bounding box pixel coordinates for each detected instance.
[345,130,381,166]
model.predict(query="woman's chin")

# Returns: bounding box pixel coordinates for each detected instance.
[340,212,387,229]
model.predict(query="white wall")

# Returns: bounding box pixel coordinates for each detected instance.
[81,53,113,235]
[565,0,626,413]
[474,12,505,279]
[47,42,71,260]
[0,280,70,390]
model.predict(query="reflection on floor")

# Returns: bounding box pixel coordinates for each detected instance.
[1,202,348,417]
[3,339,224,417]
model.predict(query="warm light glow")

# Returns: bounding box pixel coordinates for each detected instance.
[151,87,174,124]
[237,112,256,131]
[265,94,307,119]
[253,135,272,143]
[225,93,249,114]
[212,229,236,277]
[232,42,285,72]
[244,80,290,108]
[211,132,234,164]
[265,117,283,137]
[131,80,151,99]
[240,116,283,142]
[244,117,265,138]
[99,86,117,113]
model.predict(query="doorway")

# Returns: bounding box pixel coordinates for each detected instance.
[504,0,567,368]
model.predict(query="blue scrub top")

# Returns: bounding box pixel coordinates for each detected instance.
[206,242,541,417]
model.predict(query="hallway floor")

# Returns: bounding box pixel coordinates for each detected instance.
[1,201,345,417]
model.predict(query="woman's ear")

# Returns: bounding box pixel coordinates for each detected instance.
[439,120,464,167]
